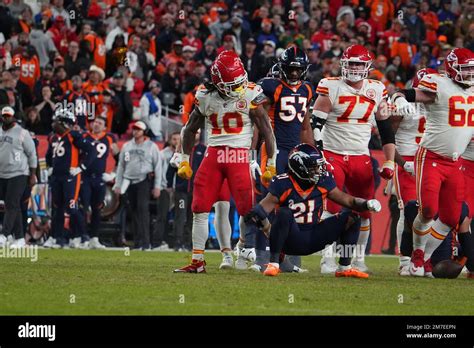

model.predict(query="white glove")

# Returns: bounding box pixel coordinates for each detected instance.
[102,172,116,183]
[250,160,262,180]
[367,199,382,212]
[47,168,53,177]
[169,152,182,168]
[394,96,416,117]
[403,161,415,176]
[69,167,82,176]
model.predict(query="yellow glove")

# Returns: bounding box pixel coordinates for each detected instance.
[261,165,276,187]
[178,161,193,180]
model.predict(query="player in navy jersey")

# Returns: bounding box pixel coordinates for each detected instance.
[44,109,97,248]
[242,46,315,272]
[257,46,315,177]
[243,144,382,278]
[80,116,119,249]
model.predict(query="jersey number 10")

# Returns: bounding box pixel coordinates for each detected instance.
[210,112,243,134]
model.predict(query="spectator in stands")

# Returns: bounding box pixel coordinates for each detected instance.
[82,23,107,72]
[33,64,62,103]
[437,0,457,41]
[138,79,162,141]
[23,106,48,135]
[390,27,417,70]
[403,2,426,46]
[209,8,231,43]
[29,22,57,68]
[109,70,133,136]
[311,19,334,53]
[419,1,440,46]
[113,121,161,250]
[321,35,343,60]
[411,41,437,69]
[223,14,250,56]
[160,63,182,114]
[257,18,278,50]
[259,40,277,78]
[105,16,129,51]
[194,38,217,73]
[1,70,22,114]
[306,43,323,86]
[182,26,203,54]
[64,41,91,79]
[241,37,264,82]
[34,85,55,134]
[217,34,236,55]
[156,40,184,76]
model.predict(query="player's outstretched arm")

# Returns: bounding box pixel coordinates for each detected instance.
[310,95,331,150]
[327,187,381,213]
[375,100,396,179]
[391,88,436,117]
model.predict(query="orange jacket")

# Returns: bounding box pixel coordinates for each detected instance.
[182,87,198,125]
[366,0,394,29]
[83,81,105,104]
[390,41,417,68]
[84,33,106,70]
[12,54,40,91]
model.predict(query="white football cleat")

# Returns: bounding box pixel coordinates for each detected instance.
[43,236,57,248]
[69,237,82,249]
[9,238,26,249]
[239,247,256,262]
[6,234,14,246]
[0,234,7,247]
[352,260,369,273]
[320,257,338,274]
[292,265,308,273]
[219,254,234,270]
[399,264,410,276]
[89,237,106,250]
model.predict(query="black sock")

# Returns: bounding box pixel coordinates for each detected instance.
[458,232,474,272]
[339,215,360,266]
[400,225,414,257]
[269,208,292,263]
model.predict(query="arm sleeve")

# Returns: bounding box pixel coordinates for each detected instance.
[166,164,176,189]
[22,130,38,169]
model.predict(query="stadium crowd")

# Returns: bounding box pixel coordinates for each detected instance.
[0,0,473,253]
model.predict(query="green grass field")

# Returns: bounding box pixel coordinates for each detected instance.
[1,249,473,315]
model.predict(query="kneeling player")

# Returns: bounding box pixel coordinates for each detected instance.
[244,144,381,277]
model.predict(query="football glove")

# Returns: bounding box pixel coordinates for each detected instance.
[394,96,416,117]
[261,158,276,187]
[102,172,116,183]
[250,160,262,180]
[70,165,85,177]
[379,160,395,180]
[367,199,382,212]
[177,161,193,180]
[403,161,415,176]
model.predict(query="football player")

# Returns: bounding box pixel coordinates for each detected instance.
[80,116,119,249]
[174,50,276,273]
[391,68,437,275]
[391,48,474,277]
[244,143,382,277]
[44,109,97,248]
[239,46,315,272]
[460,138,474,279]
[312,45,396,273]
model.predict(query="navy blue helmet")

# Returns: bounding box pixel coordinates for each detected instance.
[278,46,309,85]
[288,143,327,184]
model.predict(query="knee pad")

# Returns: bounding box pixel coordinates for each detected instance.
[404,200,419,224]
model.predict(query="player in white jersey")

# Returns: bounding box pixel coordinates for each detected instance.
[311,45,396,273]
[174,50,276,273]
[391,68,437,275]
[392,47,474,277]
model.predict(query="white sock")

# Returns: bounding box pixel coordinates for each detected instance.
[268,262,279,269]
[396,209,405,255]
[321,242,336,261]
[412,214,433,250]
[399,256,410,267]
[237,216,246,249]
[424,218,451,261]
[213,201,232,252]
[192,212,209,260]
[354,218,370,262]
[337,264,351,271]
